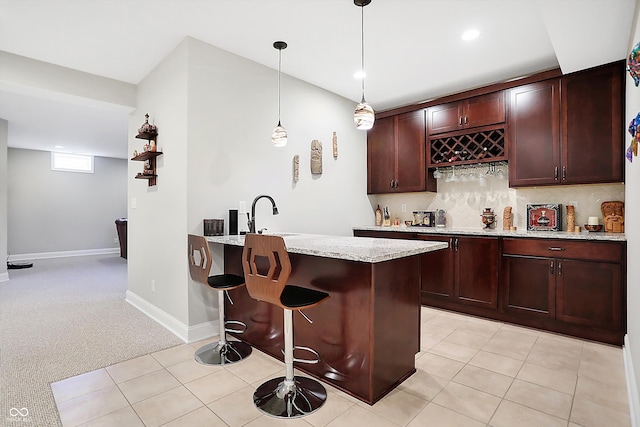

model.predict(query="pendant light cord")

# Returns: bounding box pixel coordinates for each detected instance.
[277,47,282,125]
[360,4,366,101]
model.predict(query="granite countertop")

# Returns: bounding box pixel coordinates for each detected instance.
[353,225,627,242]
[206,233,448,263]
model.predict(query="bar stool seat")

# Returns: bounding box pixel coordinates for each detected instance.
[242,234,329,418]
[188,234,252,365]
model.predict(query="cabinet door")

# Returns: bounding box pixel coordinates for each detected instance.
[502,255,555,318]
[418,235,454,300]
[561,61,624,184]
[464,91,505,129]
[427,102,463,135]
[556,259,622,330]
[508,80,561,187]
[367,116,396,194]
[395,110,426,192]
[455,237,499,309]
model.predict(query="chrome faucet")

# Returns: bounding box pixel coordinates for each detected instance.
[249,195,279,234]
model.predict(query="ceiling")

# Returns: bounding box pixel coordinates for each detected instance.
[0,0,636,159]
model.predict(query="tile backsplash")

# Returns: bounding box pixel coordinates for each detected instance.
[372,165,625,231]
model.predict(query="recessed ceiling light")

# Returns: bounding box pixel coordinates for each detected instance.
[354,70,367,79]
[462,29,479,41]
[54,145,64,149]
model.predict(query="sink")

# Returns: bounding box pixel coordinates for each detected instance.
[263,232,299,237]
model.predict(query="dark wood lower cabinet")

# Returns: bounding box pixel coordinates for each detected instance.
[354,230,626,345]
[418,235,498,309]
[501,238,625,345]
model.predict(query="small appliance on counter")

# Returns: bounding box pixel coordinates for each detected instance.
[435,209,447,228]
[412,211,435,227]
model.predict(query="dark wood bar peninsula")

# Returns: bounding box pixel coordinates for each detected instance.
[206,234,447,404]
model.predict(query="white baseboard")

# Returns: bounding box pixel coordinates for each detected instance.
[0,272,9,282]
[125,290,220,344]
[624,335,639,427]
[8,247,119,262]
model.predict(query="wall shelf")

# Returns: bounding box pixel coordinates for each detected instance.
[131,151,162,187]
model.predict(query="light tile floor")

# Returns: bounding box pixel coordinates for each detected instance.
[51,307,632,426]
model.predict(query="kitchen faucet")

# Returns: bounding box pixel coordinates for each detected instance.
[248,195,279,234]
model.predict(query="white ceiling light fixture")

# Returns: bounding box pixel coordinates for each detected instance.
[462,28,480,41]
[271,41,288,147]
[353,0,375,131]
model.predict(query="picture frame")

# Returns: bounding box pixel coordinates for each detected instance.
[527,204,563,231]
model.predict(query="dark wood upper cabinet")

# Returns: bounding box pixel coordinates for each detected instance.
[367,110,434,194]
[561,61,624,184]
[427,91,505,135]
[508,79,561,186]
[509,60,624,187]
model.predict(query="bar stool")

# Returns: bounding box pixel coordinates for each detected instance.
[242,233,329,418]
[187,234,252,365]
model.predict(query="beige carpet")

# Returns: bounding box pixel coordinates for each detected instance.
[0,255,183,427]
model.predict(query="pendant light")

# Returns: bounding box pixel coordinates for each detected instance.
[272,41,288,147]
[354,0,375,130]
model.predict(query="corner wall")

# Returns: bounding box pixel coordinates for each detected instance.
[0,119,7,282]
[127,37,372,340]
[625,0,640,422]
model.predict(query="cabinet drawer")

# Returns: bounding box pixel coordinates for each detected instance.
[502,238,622,263]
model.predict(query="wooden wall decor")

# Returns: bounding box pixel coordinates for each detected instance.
[503,206,512,230]
[601,201,624,233]
[332,131,338,159]
[311,139,322,174]
[566,205,575,231]
[293,154,300,182]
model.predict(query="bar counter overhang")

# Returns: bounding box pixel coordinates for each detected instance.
[206,233,447,404]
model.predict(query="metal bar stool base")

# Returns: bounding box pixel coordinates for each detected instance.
[194,340,252,366]
[253,376,327,418]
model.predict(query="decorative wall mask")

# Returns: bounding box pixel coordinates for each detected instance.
[627,112,640,162]
[332,131,338,159]
[628,41,640,86]
[293,154,300,182]
[311,140,322,174]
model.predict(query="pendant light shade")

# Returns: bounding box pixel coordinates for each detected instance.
[272,41,288,147]
[354,0,375,130]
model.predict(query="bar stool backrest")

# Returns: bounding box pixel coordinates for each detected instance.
[188,234,213,285]
[242,234,291,309]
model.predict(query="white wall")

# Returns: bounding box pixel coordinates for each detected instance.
[7,148,127,256]
[626,0,640,420]
[127,37,372,338]
[0,119,7,282]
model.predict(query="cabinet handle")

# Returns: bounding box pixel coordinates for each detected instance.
[554,166,559,180]
[464,116,468,125]
[562,166,566,180]
[547,247,565,251]
[449,238,453,250]
[550,261,554,275]
[558,261,562,275]
[459,116,463,126]
[394,180,398,188]
[390,179,394,189]
[454,238,459,252]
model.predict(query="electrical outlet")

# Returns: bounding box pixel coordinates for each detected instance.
[239,200,247,213]
[151,280,156,292]
[113,237,119,244]
[401,204,407,213]
[131,197,137,209]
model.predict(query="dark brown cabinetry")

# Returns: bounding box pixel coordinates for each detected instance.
[418,235,498,309]
[509,61,624,187]
[354,229,626,345]
[561,62,624,184]
[367,110,435,194]
[508,79,560,186]
[502,238,625,343]
[427,91,505,135]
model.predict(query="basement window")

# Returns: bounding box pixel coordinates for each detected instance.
[51,152,94,173]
